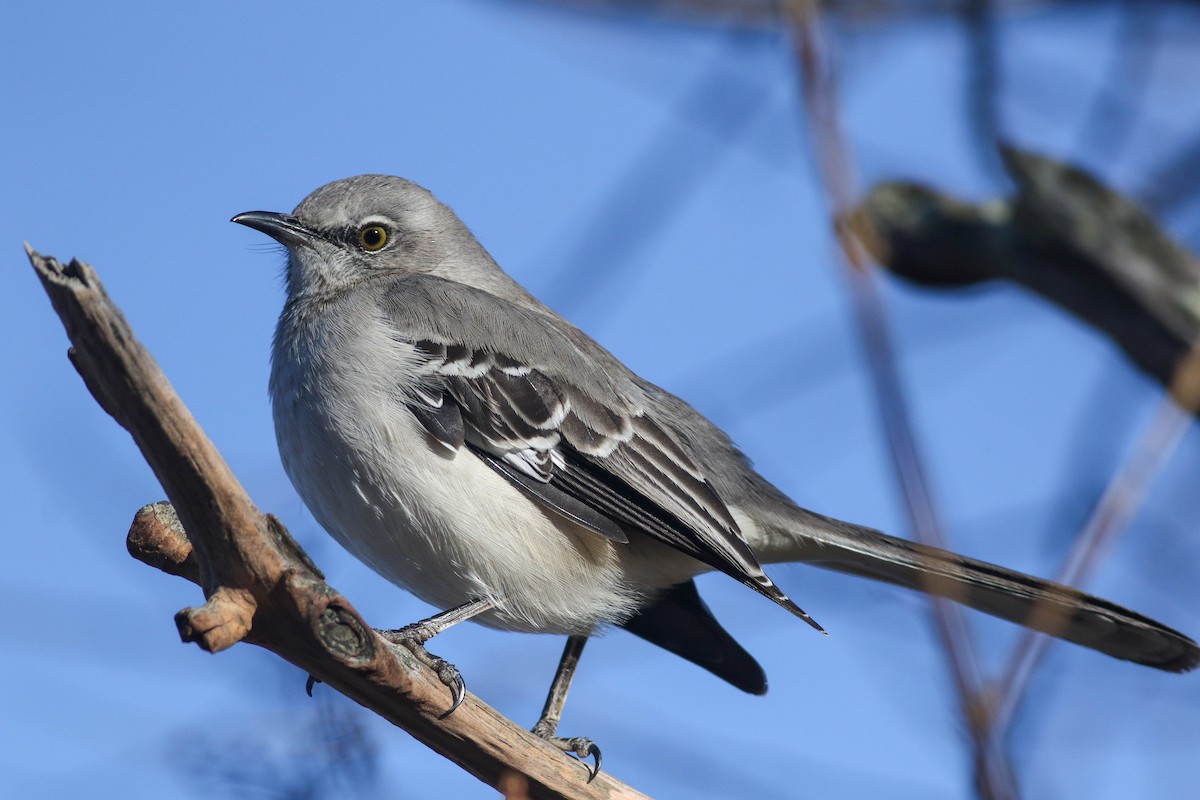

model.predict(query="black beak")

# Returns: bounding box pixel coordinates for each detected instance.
[231,211,319,247]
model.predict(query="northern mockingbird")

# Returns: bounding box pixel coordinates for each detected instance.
[234,175,1198,780]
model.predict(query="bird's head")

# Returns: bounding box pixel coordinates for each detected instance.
[233,175,488,299]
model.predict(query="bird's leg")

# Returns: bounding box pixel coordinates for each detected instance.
[532,635,602,782]
[377,597,496,718]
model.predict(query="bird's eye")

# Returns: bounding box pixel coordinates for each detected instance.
[357,225,389,251]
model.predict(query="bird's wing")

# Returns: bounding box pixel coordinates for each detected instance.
[379,275,818,627]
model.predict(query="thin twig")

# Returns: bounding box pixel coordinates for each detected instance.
[963,0,1005,179]
[989,341,1200,737]
[780,4,1015,798]
[540,27,773,319]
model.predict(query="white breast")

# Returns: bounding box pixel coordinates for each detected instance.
[269,298,658,634]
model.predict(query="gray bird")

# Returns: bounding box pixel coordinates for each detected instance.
[234,175,1198,780]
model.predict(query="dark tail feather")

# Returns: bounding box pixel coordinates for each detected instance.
[620,579,768,694]
[768,509,1200,673]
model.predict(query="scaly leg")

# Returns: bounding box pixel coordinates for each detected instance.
[532,635,602,782]
[377,597,496,719]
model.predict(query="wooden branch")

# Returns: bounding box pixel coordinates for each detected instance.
[26,245,648,800]
[851,146,1200,410]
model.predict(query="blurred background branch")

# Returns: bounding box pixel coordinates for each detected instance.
[783,1,1015,797]
[855,146,1200,401]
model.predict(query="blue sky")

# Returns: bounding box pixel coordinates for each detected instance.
[5,2,1200,798]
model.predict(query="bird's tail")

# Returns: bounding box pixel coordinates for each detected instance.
[751,506,1199,672]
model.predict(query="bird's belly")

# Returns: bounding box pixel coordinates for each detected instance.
[273,387,647,634]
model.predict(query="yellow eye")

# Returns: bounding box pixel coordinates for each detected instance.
[358,225,388,251]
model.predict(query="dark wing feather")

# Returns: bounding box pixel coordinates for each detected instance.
[473,447,628,543]
[407,387,465,452]
[401,332,820,630]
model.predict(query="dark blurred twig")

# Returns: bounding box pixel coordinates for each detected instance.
[855,146,1200,400]
[963,0,1006,178]
[175,697,379,800]
[781,3,1016,798]
[523,0,1144,29]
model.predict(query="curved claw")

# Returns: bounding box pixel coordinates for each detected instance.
[384,631,469,720]
[583,742,602,783]
[437,667,467,720]
[552,737,602,783]
[305,675,320,697]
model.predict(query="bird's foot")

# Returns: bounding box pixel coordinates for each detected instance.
[378,626,467,719]
[532,719,602,783]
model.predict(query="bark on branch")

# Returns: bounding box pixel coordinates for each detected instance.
[27,246,648,800]
[851,146,1200,413]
